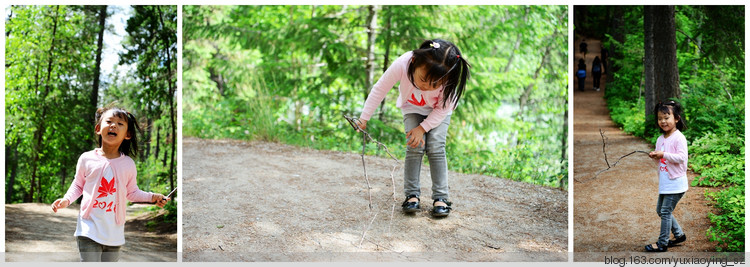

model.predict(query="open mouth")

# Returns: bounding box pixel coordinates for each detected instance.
[107,131,117,137]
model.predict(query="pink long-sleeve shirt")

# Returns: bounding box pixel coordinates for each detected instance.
[63,149,153,225]
[653,130,689,179]
[359,51,455,132]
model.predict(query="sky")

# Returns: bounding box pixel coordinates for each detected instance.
[101,5,134,81]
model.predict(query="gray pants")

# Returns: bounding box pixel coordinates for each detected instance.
[403,113,451,200]
[77,236,121,262]
[656,193,685,246]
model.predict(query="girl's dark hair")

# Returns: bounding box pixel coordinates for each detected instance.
[653,100,687,133]
[407,39,471,109]
[95,106,140,158]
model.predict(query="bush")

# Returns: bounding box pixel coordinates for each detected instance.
[690,132,745,187]
[706,186,745,252]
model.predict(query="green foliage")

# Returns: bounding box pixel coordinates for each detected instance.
[586,6,744,252]
[183,5,569,189]
[690,132,744,187]
[138,200,177,227]
[5,6,177,205]
[706,186,745,252]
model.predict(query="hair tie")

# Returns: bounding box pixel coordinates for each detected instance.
[430,42,440,49]
[457,55,460,58]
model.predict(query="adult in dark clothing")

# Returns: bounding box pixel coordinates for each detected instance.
[600,45,609,74]
[580,40,588,57]
[592,56,603,91]
[577,58,586,92]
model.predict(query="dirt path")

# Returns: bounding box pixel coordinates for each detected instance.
[5,203,177,262]
[573,37,719,260]
[182,137,568,261]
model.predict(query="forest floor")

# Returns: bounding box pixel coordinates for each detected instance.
[573,37,721,261]
[5,203,177,262]
[182,137,568,262]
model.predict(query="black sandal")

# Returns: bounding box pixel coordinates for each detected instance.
[644,243,667,252]
[401,195,420,213]
[431,198,452,217]
[668,234,686,247]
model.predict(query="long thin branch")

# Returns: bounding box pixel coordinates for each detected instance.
[361,133,372,210]
[574,129,650,183]
[359,210,378,247]
[344,114,401,245]
[600,129,610,168]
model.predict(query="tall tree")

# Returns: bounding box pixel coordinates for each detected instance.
[91,5,108,133]
[652,6,681,103]
[607,6,625,83]
[643,6,656,134]
[156,5,177,191]
[120,5,177,190]
[29,6,61,202]
[364,5,378,102]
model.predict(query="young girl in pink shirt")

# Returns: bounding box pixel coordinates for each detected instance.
[52,107,170,261]
[645,100,689,252]
[355,39,470,217]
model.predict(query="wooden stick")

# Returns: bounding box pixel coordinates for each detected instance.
[344,114,401,245]
[361,133,373,210]
[600,129,610,168]
[574,129,651,183]
[359,210,378,247]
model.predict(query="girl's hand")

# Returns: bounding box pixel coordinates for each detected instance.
[355,118,367,132]
[152,193,170,208]
[649,151,664,159]
[406,126,426,148]
[52,199,69,213]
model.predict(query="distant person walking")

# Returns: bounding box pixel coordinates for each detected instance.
[579,39,588,58]
[576,58,586,92]
[592,56,603,91]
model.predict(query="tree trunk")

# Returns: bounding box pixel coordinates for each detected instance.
[163,140,168,167]
[30,6,60,203]
[144,117,152,159]
[157,6,177,190]
[643,6,656,135]
[378,6,392,123]
[90,5,107,137]
[607,7,625,83]
[560,100,568,189]
[364,5,378,103]
[652,6,681,103]
[6,141,18,202]
[155,125,161,159]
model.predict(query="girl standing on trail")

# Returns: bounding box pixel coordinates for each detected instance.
[51,107,170,261]
[355,39,470,217]
[645,100,688,252]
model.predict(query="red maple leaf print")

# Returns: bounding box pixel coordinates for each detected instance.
[408,93,426,106]
[96,177,116,199]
